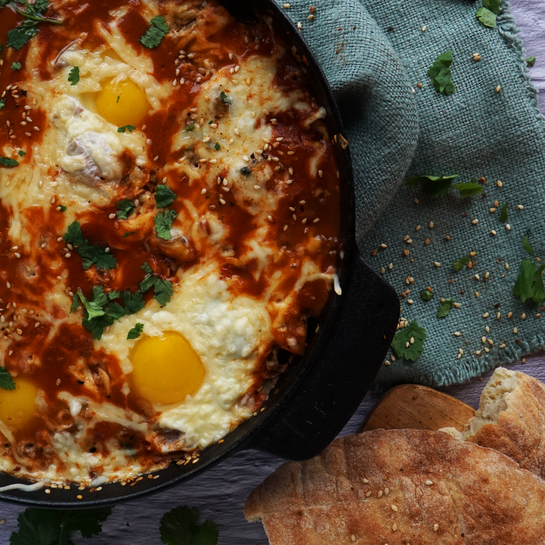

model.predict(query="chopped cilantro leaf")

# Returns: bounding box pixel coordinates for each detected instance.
[108,290,121,301]
[484,0,500,13]
[527,56,536,67]
[452,181,483,198]
[18,150,25,156]
[0,156,18,167]
[127,323,144,340]
[63,221,117,270]
[116,199,136,220]
[240,167,252,176]
[10,507,112,545]
[7,23,39,50]
[11,61,21,70]
[184,123,196,132]
[208,120,213,125]
[214,143,221,151]
[523,230,534,255]
[427,50,455,95]
[76,287,108,320]
[514,259,545,304]
[68,65,80,85]
[123,290,145,315]
[83,314,114,340]
[0,99,5,110]
[476,7,497,28]
[220,91,232,104]
[118,125,136,133]
[34,0,50,15]
[117,95,120,103]
[155,209,177,240]
[0,367,15,391]
[390,321,426,363]
[59,205,67,212]
[500,202,508,222]
[140,15,169,49]
[140,262,174,307]
[155,184,177,208]
[453,255,471,272]
[437,298,454,318]
[160,506,219,545]
[421,289,434,302]
[405,174,459,198]
[123,230,136,238]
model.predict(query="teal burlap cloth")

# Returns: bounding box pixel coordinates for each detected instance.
[276,0,545,387]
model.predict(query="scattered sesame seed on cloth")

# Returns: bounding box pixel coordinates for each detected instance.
[280,0,545,388]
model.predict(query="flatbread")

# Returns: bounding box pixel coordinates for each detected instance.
[245,428,545,544]
[453,367,545,480]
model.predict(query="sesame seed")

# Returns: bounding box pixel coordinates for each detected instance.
[429,221,434,228]
[378,490,383,497]
[522,313,526,319]
[454,331,461,337]
[434,262,441,267]
[507,312,513,318]
[483,312,489,318]
[434,524,439,532]
[380,243,388,249]
[518,204,524,210]
[392,523,398,531]
[77,495,83,500]
[497,180,503,187]
[425,480,433,485]
[45,489,51,494]
[496,85,502,92]
[422,25,427,31]
[513,327,518,333]
[391,505,398,512]
[471,219,478,225]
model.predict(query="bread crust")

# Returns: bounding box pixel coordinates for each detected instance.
[245,429,545,544]
[465,371,545,480]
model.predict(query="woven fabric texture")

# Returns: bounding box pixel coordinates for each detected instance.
[278,0,545,387]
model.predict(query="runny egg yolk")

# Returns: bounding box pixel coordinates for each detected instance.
[0,379,38,429]
[130,332,205,405]
[95,78,149,127]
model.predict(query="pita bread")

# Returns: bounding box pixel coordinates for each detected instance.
[449,367,545,480]
[245,429,545,544]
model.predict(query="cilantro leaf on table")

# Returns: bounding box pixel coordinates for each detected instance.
[0,367,15,391]
[421,289,434,302]
[116,198,136,220]
[484,0,500,13]
[405,174,459,198]
[437,298,454,318]
[10,507,112,545]
[140,262,174,307]
[451,181,483,198]
[64,221,117,270]
[127,323,144,340]
[390,321,426,363]
[160,506,219,545]
[427,50,455,95]
[0,156,18,167]
[140,15,169,49]
[155,184,177,208]
[453,255,471,272]
[155,209,177,240]
[513,259,545,304]
[527,56,536,67]
[68,65,80,85]
[500,202,508,222]
[476,7,497,28]
[523,230,534,255]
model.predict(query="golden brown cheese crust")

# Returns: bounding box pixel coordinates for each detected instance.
[0,0,341,485]
[245,429,545,544]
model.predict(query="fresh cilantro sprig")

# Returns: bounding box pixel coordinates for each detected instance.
[513,260,545,305]
[4,0,62,51]
[427,50,455,95]
[64,221,117,270]
[437,298,454,318]
[0,367,15,391]
[390,321,426,362]
[140,15,169,49]
[116,198,136,220]
[155,184,177,208]
[127,323,144,340]
[477,0,500,29]
[140,262,173,307]
[9,507,112,545]
[160,506,219,545]
[155,209,177,240]
[68,65,80,85]
[0,156,18,167]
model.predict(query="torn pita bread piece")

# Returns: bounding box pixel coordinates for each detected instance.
[245,429,545,544]
[442,367,545,479]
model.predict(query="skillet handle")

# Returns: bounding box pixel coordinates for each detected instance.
[251,248,400,460]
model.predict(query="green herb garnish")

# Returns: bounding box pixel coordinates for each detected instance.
[427,50,455,95]
[421,290,434,302]
[0,156,18,167]
[437,298,454,318]
[11,61,21,70]
[68,65,80,85]
[155,209,177,240]
[59,205,67,212]
[0,367,15,391]
[116,199,136,220]
[527,56,536,67]
[390,321,426,362]
[500,202,508,222]
[214,143,221,151]
[240,167,252,176]
[140,15,169,49]
[18,150,25,156]
[64,221,117,270]
[405,174,459,198]
[514,259,545,305]
[476,0,500,29]
[155,184,177,208]
[220,91,232,104]
[451,181,483,198]
[140,262,173,307]
[118,125,136,133]
[127,323,144,340]
[523,230,534,255]
[160,506,219,545]
[453,255,471,272]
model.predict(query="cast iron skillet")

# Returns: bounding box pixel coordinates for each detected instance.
[0,0,400,507]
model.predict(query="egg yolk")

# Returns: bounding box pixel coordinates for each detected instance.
[0,379,38,429]
[130,332,205,405]
[95,78,149,127]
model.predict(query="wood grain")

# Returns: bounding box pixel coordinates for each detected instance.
[359,384,476,433]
